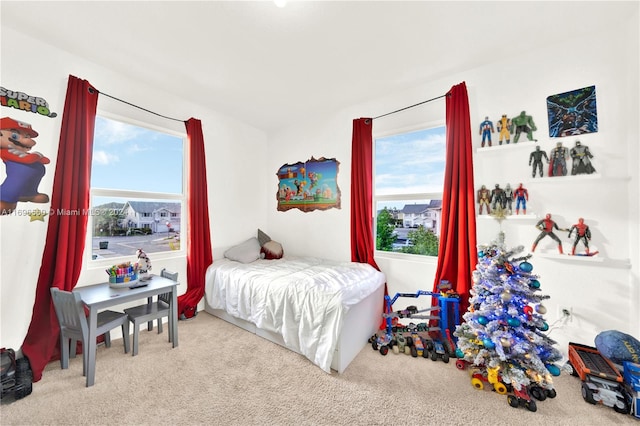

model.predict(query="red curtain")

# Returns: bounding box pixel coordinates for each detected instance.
[21,75,98,382]
[350,118,380,270]
[432,82,477,314]
[350,118,387,322]
[177,118,212,318]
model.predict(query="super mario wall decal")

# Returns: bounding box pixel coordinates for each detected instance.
[276,157,341,212]
[0,117,51,215]
[0,86,57,118]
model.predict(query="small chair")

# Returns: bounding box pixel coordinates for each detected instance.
[124,268,177,356]
[50,288,130,377]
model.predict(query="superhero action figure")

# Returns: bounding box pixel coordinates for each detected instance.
[532,213,565,254]
[503,183,514,214]
[529,146,549,178]
[490,184,506,213]
[570,140,596,175]
[513,183,528,215]
[567,217,595,256]
[511,111,537,143]
[496,114,511,145]
[479,116,494,147]
[477,185,491,215]
[549,142,569,177]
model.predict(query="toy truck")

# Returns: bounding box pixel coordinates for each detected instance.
[623,361,640,419]
[568,342,629,414]
[1,348,32,401]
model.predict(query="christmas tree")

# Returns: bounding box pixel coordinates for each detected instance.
[454,232,563,403]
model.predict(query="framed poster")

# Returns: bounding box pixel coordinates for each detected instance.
[276,157,340,212]
[546,85,598,138]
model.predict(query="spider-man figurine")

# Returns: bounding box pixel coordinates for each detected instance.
[513,183,528,215]
[532,213,564,254]
[568,218,592,255]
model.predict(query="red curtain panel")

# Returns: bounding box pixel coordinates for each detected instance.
[178,118,212,319]
[21,75,98,381]
[350,118,387,322]
[432,82,478,314]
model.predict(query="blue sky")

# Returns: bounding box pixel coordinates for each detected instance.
[91,116,184,194]
[374,126,445,210]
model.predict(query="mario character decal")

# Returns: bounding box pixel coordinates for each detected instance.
[276,157,340,212]
[1,117,50,215]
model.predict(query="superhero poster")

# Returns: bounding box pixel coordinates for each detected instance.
[276,157,340,212]
[546,85,598,138]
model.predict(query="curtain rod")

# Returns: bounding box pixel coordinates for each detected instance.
[94,89,186,123]
[369,93,449,122]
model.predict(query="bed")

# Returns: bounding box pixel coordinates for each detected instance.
[203,239,386,374]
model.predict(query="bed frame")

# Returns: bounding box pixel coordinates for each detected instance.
[203,281,384,374]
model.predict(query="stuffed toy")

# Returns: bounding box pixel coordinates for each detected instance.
[136,248,152,274]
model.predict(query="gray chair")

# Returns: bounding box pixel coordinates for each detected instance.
[50,287,130,377]
[124,268,177,356]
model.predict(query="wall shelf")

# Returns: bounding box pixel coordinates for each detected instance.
[532,252,631,268]
[477,213,538,220]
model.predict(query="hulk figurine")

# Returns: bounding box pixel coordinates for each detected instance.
[511,111,537,143]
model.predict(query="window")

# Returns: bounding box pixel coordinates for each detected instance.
[374,125,445,256]
[89,115,185,261]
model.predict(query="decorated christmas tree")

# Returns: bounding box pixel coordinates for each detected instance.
[454,232,563,404]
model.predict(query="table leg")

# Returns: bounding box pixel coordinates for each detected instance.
[86,308,98,387]
[171,286,178,348]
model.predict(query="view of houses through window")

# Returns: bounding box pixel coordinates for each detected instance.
[90,116,185,260]
[374,125,446,256]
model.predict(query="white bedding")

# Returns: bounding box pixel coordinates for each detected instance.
[204,256,386,373]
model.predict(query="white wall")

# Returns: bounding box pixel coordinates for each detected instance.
[266,11,640,356]
[0,27,269,349]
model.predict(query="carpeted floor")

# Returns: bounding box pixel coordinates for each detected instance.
[1,312,636,425]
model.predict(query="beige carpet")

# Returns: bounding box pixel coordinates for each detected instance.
[1,312,636,426]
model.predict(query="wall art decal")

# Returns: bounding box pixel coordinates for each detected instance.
[1,116,51,215]
[546,85,598,138]
[276,157,340,212]
[0,86,58,118]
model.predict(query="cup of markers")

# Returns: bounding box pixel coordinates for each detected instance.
[107,262,138,287]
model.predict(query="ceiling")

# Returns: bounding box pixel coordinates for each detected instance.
[1,1,632,134]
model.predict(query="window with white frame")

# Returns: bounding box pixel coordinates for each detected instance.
[374,125,445,257]
[89,115,185,261]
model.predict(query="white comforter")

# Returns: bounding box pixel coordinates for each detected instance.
[204,256,386,373]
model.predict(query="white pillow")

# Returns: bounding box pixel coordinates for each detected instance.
[224,237,261,263]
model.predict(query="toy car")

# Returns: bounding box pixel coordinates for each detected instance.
[470,367,508,395]
[428,340,449,363]
[1,348,32,401]
[507,386,537,412]
[529,384,557,401]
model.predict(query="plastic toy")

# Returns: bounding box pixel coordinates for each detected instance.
[567,342,630,414]
[369,333,395,356]
[570,140,596,175]
[549,142,569,176]
[568,218,596,256]
[490,184,506,212]
[1,348,32,401]
[429,339,449,363]
[503,183,514,214]
[470,366,508,394]
[496,114,512,145]
[531,213,565,254]
[513,183,528,215]
[479,116,494,147]
[477,185,491,215]
[511,111,537,143]
[529,145,549,178]
[507,386,537,412]
[623,361,640,419]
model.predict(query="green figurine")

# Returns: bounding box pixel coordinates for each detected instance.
[511,111,537,143]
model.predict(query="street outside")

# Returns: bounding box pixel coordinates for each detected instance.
[92,232,180,259]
